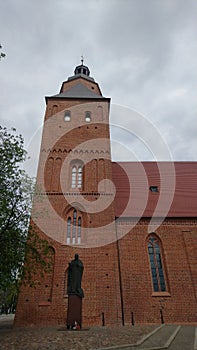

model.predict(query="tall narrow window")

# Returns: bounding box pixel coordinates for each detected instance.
[71,166,77,188]
[77,217,81,244]
[72,210,77,244]
[78,166,82,188]
[67,217,71,244]
[148,236,166,292]
[71,163,83,189]
[66,210,82,245]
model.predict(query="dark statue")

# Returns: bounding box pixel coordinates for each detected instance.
[67,254,84,298]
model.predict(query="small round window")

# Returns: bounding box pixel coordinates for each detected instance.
[85,111,91,122]
[64,111,71,122]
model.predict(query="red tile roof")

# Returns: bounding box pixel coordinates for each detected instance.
[112,162,197,218]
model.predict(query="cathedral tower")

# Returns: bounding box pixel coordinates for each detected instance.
[15,62,122,327]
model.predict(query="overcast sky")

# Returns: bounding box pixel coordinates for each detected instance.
[1,0,196,176]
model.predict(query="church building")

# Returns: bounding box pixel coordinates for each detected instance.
[15,62,197,327]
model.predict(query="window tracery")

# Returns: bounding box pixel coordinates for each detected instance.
[147,235,166,292]
[71,163,83,189]
[66,210,82,245]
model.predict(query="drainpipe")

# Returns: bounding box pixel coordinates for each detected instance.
[115,221,125,326]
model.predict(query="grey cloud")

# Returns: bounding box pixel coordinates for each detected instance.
[0,0,196,177]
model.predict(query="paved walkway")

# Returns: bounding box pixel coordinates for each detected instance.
[0,315,196,350]
[99,324,197,350]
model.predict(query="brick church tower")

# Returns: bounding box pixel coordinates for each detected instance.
[15,62,197,327]
[14,62,122,327]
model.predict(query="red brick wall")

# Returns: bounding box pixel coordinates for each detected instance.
[15,218,197,327]
[15,236,123,327]
[116,218,197,325]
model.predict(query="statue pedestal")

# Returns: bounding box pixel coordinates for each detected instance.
[67,295,82,329]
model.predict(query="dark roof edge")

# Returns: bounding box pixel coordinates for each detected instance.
[45,96,111,103]
[115,215,197,219]
[112,161,197,164]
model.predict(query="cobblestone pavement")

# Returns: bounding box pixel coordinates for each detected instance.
[0,315,157,350]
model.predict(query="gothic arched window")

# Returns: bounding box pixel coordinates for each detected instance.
[71,163,83,189]
[66,210,82,245]
[147,235,166,292]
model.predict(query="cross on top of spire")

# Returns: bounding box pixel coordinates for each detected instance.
[81,55,84,65]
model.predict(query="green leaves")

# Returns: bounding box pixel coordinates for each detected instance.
[0,126,30,287]
[0,126,52,313]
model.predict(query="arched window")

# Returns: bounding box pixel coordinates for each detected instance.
[71,164,83,189]
[64,110,71,122]
[147,235,166,292]
[97,105,103,120]
[66,210,82,245]
[51,105,58,116]
[85,111,91,122]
